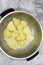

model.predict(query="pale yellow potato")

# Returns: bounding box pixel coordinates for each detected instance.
[12,29,20,38]
[12,43,18,49]
[16,33,25,41]
[17,30,21,34]
[6,38,15,45]
[14,29,20,34]
[12,31,19,38]
[16,20,27,33]
[26,34,34,42]
[13,18,20,26]
[17,25,23,31]
[17,25,22,34]
[23,26,30,35]
[3,28,12,37]
[6,38,18,49]
[18,40,26,46]
[20,20,27,28]
[7,21,15,31]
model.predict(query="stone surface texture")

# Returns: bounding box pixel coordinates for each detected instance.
[0,0,43,65]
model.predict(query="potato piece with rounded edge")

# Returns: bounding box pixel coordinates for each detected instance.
[6,38,18,49]
[20,20,27,28]
[3,28,12,37]
[12,43,19,49]
[26,34,34,42]
[16,33,25,41]
[13,18,20,26]
[18,40,26,46]
[7,21,15,31]
[23,26,30,35]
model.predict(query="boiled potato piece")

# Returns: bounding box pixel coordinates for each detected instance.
[7,21,15,31]
[17,25,22,34]
[17,20,27,33]
[6,38,15,45]
[16,33,25,41]
[12,29,20,38]
[18,40,26,46]
[12,31,19,38]
[17,25,23,30]
[12,43,18,49]
[26,34,34,42]
[23,26,30,35]
[20,20,27,28]
[3,28,12,37]
[14,29,20,34]
[6,38,18,49]
[13,18,20,26]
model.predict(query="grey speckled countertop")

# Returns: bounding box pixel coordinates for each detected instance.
[0,0,43,65]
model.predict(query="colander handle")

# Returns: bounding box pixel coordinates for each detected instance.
[26,51,39,61]
[0,8,15,18]
[0,8,15,49]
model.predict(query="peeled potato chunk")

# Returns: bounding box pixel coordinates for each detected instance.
[7,21,15,31]
[3,28,12,37]
[18,40,26,46]
[20,20,27,28]
[12,29,20,38]
[17,25,23,34]
[26,34,34,42]
[16,33,25,41]
[17,25,23,30]
[23,26,30,35]
[12,43,18,49]
[12,31,19,38]
[13,18,20,26]
[6,38,18,49]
